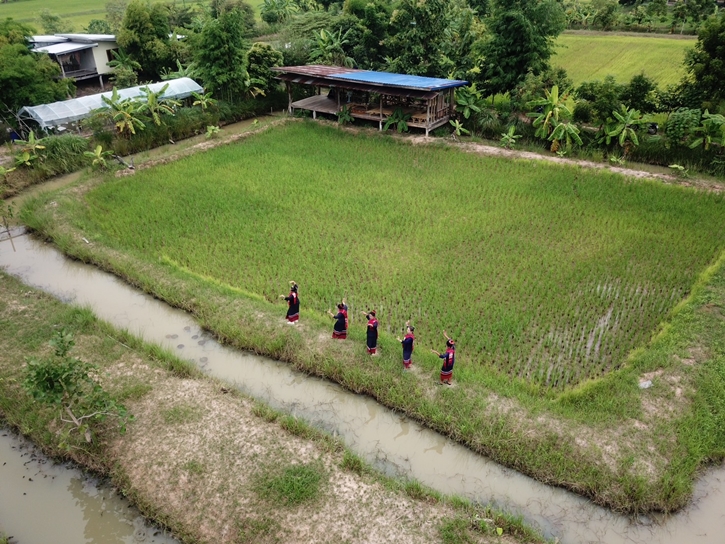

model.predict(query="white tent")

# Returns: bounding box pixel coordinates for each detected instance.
[18,78,204,129]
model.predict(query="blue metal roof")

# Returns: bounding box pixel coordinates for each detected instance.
[329,71,468,91]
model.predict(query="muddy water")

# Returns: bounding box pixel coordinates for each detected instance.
[0,430,179,544]
[1,234,724,544]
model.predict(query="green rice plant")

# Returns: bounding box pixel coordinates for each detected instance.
[67,122,725,388]
[552,32,692,86]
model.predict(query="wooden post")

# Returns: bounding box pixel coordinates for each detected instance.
[99,74,104,91]
[286,82,292,114]
[337,87,341,113]
[379,97,383,131]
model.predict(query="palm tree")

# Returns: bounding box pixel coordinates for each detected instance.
[101,88,146,137]
[605,105,648,157]
[309,28,355,68]
[137,84,180,126]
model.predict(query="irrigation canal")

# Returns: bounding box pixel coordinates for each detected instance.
[0,430,179,544]
[1,232,724,544]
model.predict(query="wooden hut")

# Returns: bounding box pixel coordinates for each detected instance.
[271,65,468,136]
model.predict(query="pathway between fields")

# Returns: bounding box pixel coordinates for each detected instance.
[410,136,725,193]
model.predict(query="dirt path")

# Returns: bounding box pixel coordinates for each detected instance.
[416,137,724,193]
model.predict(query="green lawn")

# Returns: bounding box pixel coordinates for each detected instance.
[552,31,695,86]
[74,122,725,388]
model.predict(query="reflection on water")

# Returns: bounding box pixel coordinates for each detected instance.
[2,234,724,544]
[0,431,178,544]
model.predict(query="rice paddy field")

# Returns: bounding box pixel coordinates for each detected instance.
[0,0,261,30]
[73,122,725,389]
[552,31,694,86]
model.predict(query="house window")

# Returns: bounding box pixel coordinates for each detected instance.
[106,48,119,63]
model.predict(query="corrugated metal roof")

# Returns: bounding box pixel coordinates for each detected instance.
[18,77,203,129]
[272,65,364,77]
[28,35,69,44]
[56,33,116,43]
[35,42,97,55]
[272,65,468,91]
[275,73,438,100]
[332,71,467,91]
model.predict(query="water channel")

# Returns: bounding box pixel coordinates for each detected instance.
[0,429,179,544]
[1,233,723,544]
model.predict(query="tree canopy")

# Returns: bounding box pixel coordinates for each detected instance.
[479,0,566,95]
[683,12,725,108]
[0,19,73,120]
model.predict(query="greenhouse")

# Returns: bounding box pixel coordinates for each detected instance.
[18,78,203,130]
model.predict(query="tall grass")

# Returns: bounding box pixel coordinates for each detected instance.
[78,122,725,388]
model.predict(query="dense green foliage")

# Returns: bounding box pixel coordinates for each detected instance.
[480,0,566,94]
[683,12,725,108]
[23,329,131,449]
[77,123,725,387]
[0,18,74,117]
[117,0,174,80]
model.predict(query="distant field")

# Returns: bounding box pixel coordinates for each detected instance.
[552,31,694,86]
[0,0,237,31]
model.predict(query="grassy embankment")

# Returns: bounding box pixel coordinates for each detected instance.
[20,121,725,513]
[0,270,547,544]
[552,31,694,86]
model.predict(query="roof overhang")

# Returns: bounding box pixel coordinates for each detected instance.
[34,42,97,55]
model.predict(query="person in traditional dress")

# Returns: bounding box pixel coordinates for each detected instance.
[328,299,348,339]
[432,330,455,385]
[361,309,378,355]
[396,321,415,370]
[279,281,299,324]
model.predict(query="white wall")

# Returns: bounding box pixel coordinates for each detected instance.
[91,41,119,75]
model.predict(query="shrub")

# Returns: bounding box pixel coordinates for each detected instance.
[37,134,89,176]
[664,108,701,148]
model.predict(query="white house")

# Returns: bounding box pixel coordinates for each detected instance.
[28,34,119,88]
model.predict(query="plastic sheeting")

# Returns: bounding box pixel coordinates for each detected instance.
[18,78,203,129]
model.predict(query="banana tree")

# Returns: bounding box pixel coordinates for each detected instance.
[689,110,725,150]
[101,88,146,137]
[455,83,483,120]
[549,121,583,152]
[138,84,180,126]
[191,91,218,111]
[0,165,16,180]
[310,28,355,68]
[84,145,113,170]
[527,85,574,142]
[605,105,648,157]
[15,132,46,157]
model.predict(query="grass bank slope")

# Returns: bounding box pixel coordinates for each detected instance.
[553,32,694,86]
[19,121,725,513]
[0,271,542,544]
